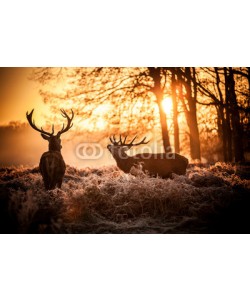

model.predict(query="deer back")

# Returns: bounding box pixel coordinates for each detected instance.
[39,151,66,189]
[133,152,188,177]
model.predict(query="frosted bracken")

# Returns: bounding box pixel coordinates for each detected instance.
[0,163,249,233]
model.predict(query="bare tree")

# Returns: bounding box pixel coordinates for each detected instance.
[31,67,172,152]
[30,67,249,163]
[166,67,201,160]
[196,67,248,162]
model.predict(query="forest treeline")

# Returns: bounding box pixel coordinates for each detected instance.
[31,67,250,163]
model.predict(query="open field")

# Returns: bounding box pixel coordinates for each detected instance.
[0,163,249,233]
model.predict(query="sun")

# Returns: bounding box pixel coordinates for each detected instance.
[96,118,107,130]
[162,97,173,114]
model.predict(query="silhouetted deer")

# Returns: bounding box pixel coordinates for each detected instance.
[107,135,188,178]
[26,109,74,190]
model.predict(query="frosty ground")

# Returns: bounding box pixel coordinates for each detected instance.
[0,163,249,233]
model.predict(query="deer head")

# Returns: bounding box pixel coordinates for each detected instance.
[107,135,149,158]
[26,109,74,152]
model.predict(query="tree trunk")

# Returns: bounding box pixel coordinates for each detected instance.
[183,68,201,160]
[214,67,232,162]
[218,106,229,161]
[228,68,244,162]
[225,107,233,162]
[186,111,201,160]
[148,67,171,152]
[157,97,171,152]
[171,71,180,153]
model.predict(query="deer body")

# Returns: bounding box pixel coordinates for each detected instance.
[108,136,188,178]
[26,109,74,190]
[39,151,66,190]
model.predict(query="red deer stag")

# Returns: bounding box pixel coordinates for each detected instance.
[26,109,74,190]
[107,135,188,178]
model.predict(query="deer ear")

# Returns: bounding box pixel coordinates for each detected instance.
[122,146,130,151]
[41,133,50,140]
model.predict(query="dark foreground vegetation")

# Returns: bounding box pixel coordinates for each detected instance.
[0,163,249,233]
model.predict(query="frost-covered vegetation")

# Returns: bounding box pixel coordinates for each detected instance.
[0,163,249,233]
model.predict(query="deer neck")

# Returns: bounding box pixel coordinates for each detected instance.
[48,142,61,152]
[49,147,61,152]
[112,151,133,173]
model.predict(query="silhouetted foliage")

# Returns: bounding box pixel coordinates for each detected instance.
[29,67,250,163]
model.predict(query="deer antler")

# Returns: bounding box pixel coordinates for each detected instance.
[26,109,54,136]
[127,136,149,147]
[109,135,149,148]
[57,109,74,136]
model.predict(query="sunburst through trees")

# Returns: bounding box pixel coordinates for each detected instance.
[29,67,250,163]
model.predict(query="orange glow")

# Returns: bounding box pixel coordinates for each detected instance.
[94,104,111,115]
[0,68,50,125]
[2,67,248,169]
[93,104,110,130]
[96,118,108,130]
[162,97,173,114]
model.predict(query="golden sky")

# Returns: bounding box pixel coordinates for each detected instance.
[0,68,49,125]
[0,68,115,167]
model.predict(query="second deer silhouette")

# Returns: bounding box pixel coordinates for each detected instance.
[108,135,188,178]
[26,109,74,190]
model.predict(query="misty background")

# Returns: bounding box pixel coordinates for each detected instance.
[0,122,114,167]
